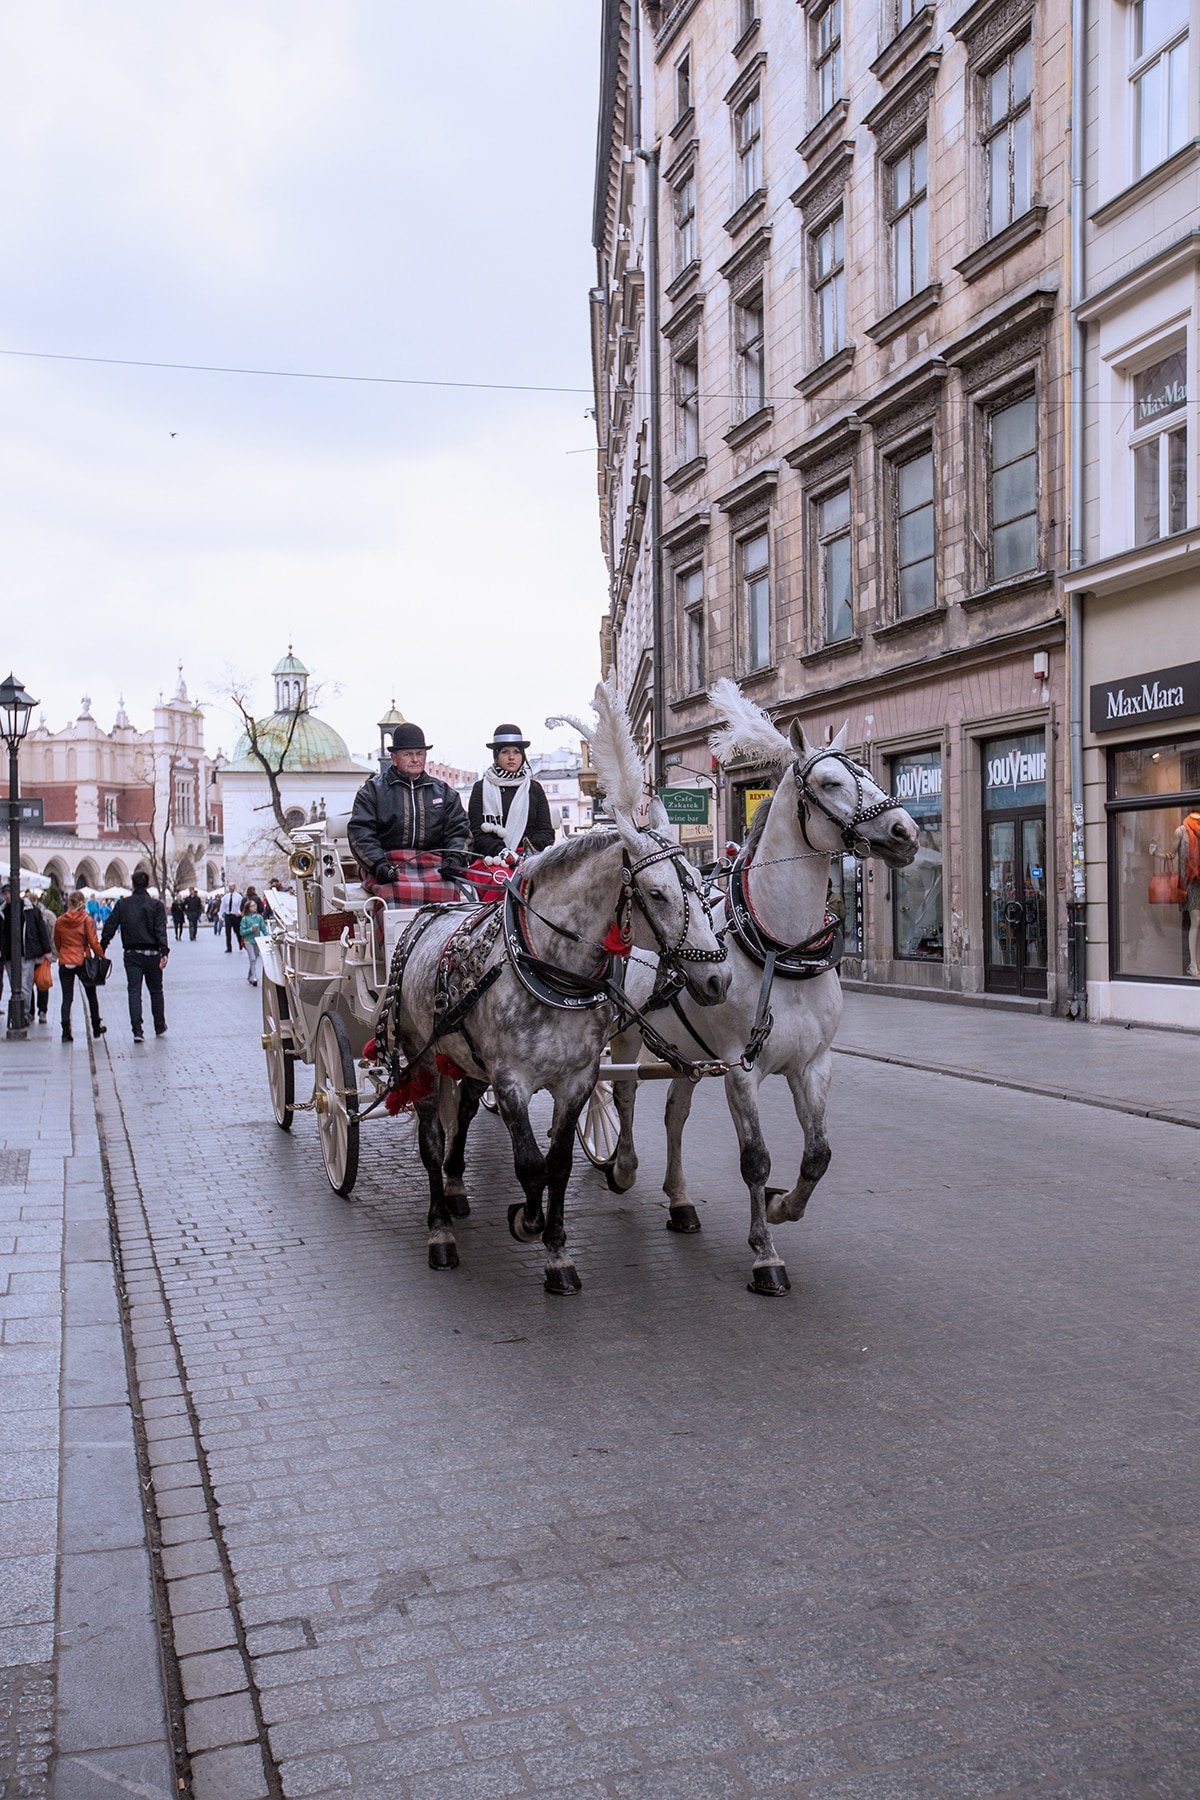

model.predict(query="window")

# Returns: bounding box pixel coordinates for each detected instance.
[735,287,765,417]
[174,774,194,827]
[817,484,853,642]
[1107,734,1200,981]
[829,854,864,955]
[814,1,844,118]
[103,794,117,830]
[735,88,762,202]
[1131,348,1188,545]
[982,37,1032,237]
[886,136,929,305]
[812,210,845,365]
[890,749,943,959]
[986,391,1038,580]
[674,345,700,463]
[895,0,922,29]
[741,529,771,671]
[737,0,757,36]
[891,444,936,616]
[284,807,307,831]
[679,565,706,693]
[1132,0,1189,178]
[673,169,697,273]
[675,49,692,121]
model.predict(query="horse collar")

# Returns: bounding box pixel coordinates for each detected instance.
[727,854,843,980]
[501,882,613,1012]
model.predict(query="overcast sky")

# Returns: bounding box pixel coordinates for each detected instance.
[0,3,605,771]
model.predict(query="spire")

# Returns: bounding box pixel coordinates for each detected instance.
[114,695,131,730]
[174,662,189,703]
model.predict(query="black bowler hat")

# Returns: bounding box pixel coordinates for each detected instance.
[488,723,530,752]
[390,723,431,752]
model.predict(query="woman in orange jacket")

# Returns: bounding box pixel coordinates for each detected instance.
[53,892,106,1042]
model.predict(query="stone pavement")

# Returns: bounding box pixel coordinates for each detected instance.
[2,930,1198,1799]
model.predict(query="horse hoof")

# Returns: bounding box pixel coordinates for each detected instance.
[507,1202,544,1243]
[543,1264,582,1296]
[666,1204,702,1234]
[604,1164,634,1194]
[748,1264,791,1297]
[446,1193,471,1218]
[428,1241,459,1271]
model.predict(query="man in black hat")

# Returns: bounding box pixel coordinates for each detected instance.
[348,722,471,884]
[468,725,555,858]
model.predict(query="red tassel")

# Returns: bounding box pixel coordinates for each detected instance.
[601,922,632,957]
[362,1037,377,1061]
[384,1067,435,1114]
[435,1053,465,1081]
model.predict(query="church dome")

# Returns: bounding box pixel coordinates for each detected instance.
[228,711,356,772]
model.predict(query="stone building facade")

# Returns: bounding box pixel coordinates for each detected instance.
[594,0,1074,1008]
[1063,0,1199,1030]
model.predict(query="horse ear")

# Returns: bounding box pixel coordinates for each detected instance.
[645,794,672,833]
[830,721,849,752]
[789,718,814,759]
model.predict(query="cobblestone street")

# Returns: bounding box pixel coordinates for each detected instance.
[5,927,1200,1798]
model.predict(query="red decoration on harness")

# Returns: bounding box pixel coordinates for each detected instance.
[383,1067,435,1114]
[435,1053,466,1081]
[362,1037,377,1062]
[602,921,632,957]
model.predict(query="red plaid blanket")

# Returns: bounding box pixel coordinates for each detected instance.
[363,851,463,906]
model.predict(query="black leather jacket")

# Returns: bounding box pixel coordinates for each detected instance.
[101,891,169,957]
[348,768,471,872]
[1,900,52,962]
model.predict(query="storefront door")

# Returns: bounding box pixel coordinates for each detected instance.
[983,732,1048,998]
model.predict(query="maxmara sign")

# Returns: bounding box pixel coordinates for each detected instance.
[1090,661,1200,734]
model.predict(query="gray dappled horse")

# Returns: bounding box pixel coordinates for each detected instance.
[383,683,730,1294]
[607,679,919,1296]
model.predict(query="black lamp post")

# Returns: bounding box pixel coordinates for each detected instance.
[2,674,39,1040]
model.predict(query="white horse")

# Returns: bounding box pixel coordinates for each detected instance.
[607,679,919,1296]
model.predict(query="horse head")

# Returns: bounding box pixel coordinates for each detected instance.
[786,721,919,868]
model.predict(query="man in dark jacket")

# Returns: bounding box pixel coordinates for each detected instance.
[348,723,470,882]
[100,870,170,1042]
[183,887,204,941]
[1,887,53,1027]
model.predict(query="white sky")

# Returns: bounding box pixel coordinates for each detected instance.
[0,3,606,771]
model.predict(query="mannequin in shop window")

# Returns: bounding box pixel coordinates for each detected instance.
[1175,810,1200,977]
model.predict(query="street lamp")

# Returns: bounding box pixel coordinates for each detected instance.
[2,674,39,1040]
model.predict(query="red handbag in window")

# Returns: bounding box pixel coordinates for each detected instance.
[1147,858,1186,905]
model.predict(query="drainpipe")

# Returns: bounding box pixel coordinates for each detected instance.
[634,10,665,792]
[1066,0,1088,1018]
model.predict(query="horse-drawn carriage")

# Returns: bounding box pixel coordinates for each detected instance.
[258,682,919,1296]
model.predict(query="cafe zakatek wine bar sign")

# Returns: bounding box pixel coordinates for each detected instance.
[1090,661,1200,734]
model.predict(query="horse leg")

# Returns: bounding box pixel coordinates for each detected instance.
[607,1024,640,1193]
[766,1048,834,1225]
[539,1086,591,1295]
[495,1081,548,1246]
[415,1086,458,1271]
[724,1067,789,1297]
[662,1077,702,1233]
[443,1076,486,1217]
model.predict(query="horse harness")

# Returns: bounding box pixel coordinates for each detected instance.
[793,748,901,858]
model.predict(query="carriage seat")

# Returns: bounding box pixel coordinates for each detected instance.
[361,850,463,907]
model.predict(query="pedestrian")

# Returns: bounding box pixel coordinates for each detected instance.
[239,898,268,986]
[348,722,470,887]
[218,882,243,954]
[170,896,185,942]
[53,891,106,1042]
[206,893,221,935]
[468,724,556,859]
[100,869,169,1043]
[0,886,53,1025]
[183,887,203,941]
[0,879,9,1009]
[34,893,59,1024]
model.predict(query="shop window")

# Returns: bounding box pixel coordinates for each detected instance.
[1131,0,1189,179]
[740,528,771,672]
[1131,347,1188,545]
[828,853,864,956]
[890,749,943,959]
[1108,734,1200,982]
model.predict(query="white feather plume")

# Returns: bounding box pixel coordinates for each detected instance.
[707,677,792,769]
[546,679,645,822]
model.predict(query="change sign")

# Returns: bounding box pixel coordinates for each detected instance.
[658,786,710,825]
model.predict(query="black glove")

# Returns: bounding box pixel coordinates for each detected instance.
[440,853,468,882]
[373,861,394,884]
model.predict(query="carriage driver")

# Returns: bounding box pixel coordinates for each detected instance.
[348,722,471,884]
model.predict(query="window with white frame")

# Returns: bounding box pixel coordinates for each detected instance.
[675,49,692,121]
[817,483,853,642]
[679,565,706,693]
[895,0,922,30]
[103,794,117,830]
[981,36,1033,237]
[741,529,771,671]
[812,209,845,365]
[735,287,766,417]
[1131,346,1188,544]
[890,442,936,616]
[673,169,697,273]
[1131,0,1189,178]
[814,1,844,118]
[886,136,929,306]
[174,773,194,827]
[985,390,1038,581]
[735,88,762,202]
[674,345,700,462]
[737,0,757,37]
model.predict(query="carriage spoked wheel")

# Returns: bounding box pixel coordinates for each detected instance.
[261,980,295,1131]
[576,1080,621,1181]
[313,1012,360,1198]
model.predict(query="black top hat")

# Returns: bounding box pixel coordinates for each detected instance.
[390,723,432,752]
[487,723,530,752]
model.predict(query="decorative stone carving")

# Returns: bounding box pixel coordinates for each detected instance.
[792,141,855,225]
[865,51,942,157]
[951,0,1036,64]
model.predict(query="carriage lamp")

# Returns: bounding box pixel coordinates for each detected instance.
[2,673,40,1040]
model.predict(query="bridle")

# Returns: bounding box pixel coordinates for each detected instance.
[793,749,900,859]
[618,829,727,968]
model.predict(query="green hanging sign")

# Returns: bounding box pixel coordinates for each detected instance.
[658,787,710,825]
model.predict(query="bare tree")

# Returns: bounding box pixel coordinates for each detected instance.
[120,743,182,897]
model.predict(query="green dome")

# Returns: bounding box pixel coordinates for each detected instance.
[229,710,356,772]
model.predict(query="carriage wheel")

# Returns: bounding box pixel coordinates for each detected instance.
[480,1087,499,1114]
[261,980,295,1131]
[576,1080,620,1169]
[314,1012,360,1197]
